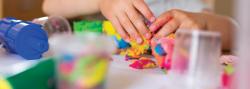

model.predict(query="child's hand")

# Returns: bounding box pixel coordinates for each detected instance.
[99,0,155,43]
[220,55,237,65]
[150,9,207,39]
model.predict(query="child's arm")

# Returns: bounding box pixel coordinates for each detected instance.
[203,12,236,51]
[43,0,155,44]
[149,9,237,51]
[42,0,101,18]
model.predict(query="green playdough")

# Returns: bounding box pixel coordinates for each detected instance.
[225,64,234,74]
[73,20,103,34]
[7,58,56,89]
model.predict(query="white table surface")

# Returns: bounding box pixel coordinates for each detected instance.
[106,55,178,89]
[0,54,181,89]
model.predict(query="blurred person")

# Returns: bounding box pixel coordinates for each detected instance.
[43,0,214,44]
[43,0,237,64]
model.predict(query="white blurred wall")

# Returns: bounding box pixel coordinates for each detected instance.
[235,0,250,88]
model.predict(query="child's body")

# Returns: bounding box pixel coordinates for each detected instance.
[146,0,208,16]
[42,0,237,64]
[43,0,213,42]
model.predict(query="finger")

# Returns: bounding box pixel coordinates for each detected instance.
[126,6,152,39]
[220,56,233,64]
[149,13,173,32]
[132,0,155,22]
[117,12,143,44]
[154,19,180,39]
[110,17,130,42]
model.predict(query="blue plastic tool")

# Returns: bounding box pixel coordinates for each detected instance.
[155,44,166,56]
[0,17,49,60]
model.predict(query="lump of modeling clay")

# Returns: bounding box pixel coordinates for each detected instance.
[73,20,103,34]
[129,57,157,69]
[221,64,234,88]
[103,21,150,58]
[151,34,175,71]
[113,37,131,49]
[155,44,167,56]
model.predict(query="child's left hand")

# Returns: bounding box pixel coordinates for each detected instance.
[149,9,207,39]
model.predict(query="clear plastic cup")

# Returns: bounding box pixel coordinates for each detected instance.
[33,16,73,57]
[32,16,72,37]
[170,30,222,89]
[50,33,115,89]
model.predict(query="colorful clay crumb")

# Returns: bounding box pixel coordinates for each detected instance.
[129,57,157,69]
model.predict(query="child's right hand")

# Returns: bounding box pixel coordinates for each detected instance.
[220,55,237,65]
[149,9,207,39]
[99,0,155,44]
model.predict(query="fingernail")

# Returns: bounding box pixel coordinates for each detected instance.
[166,16,173,21]
[150,17,156,22]
[136,38,143,44]
[152,37,159,42]
[149,25,156,32]
[145,33,152,39]
[124,38,130,42]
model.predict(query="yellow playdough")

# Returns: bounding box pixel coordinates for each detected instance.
[0,76,12,89]
[103,21,150,58]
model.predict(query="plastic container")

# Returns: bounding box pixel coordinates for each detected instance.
[50,33,115,89]
[32,16,72,37]
[0,17,49,60]
[170,30,222,89]
[0,57,55,89]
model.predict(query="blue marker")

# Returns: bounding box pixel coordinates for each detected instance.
[0,17,49,60]
[155,44,166,56]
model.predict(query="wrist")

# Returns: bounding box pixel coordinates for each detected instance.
[97,0,104,11]
[199,12,209,31]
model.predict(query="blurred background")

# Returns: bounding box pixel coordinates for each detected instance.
[0,0,234,20]
[0,0,45,20]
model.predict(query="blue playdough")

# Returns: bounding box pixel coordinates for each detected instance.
[0,17,49,60]
[118,39,131,49]
[112,36,130,49]
[155,44,166,56]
